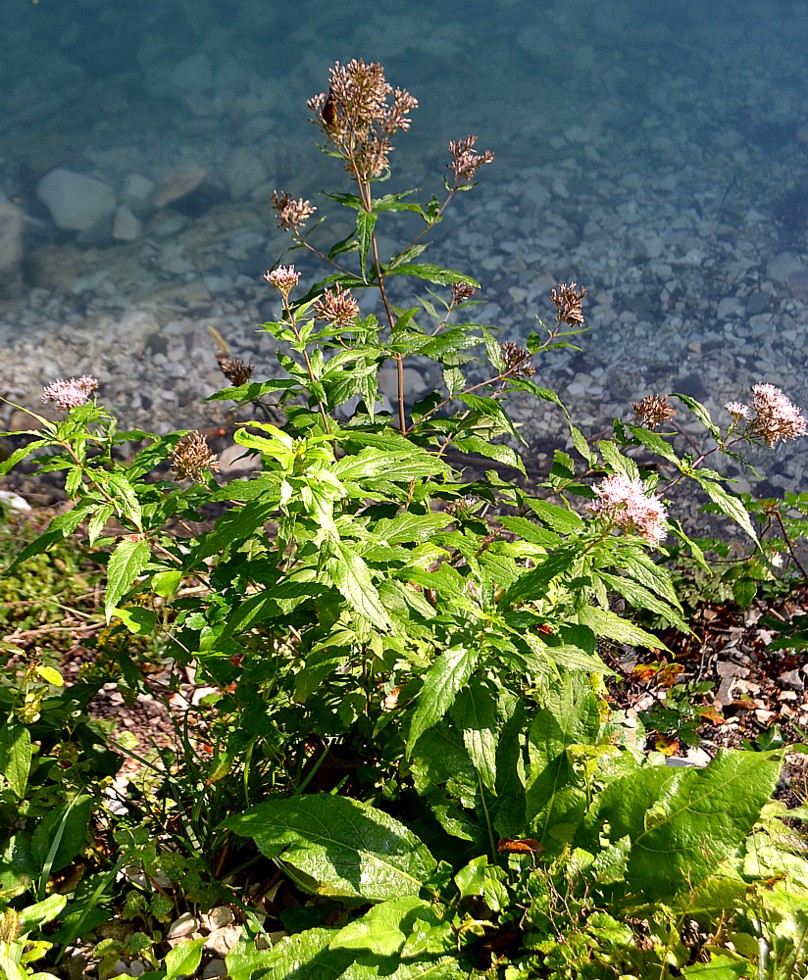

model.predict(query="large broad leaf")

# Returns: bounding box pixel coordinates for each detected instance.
[451,681,499,791]
[499,552,576,608]
[596,749,782,899]
[330,897,434,956]
[226,795,436,902]
[387,263,479,287]
[163,938,205,980]
[105,538,150,623]
[227,926,457,980]
[407,645,480,755]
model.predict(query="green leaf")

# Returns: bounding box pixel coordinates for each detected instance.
[452,682,498,791]
[193,499,278,561]
[372,513,451,545]
[105,538,151,623]
[386,263,479,287]
[578,605,669,652]
[152,569,183,597]
[164,937,205,980]
[681,954,750,978]
[227,796,436,901]
[114,606,156,636]
[597,749,782,899]
[523,497,585,534]
[596,570,689,631]
[34,665,63,687]
[568,424,594,465]
[499,552,576,608]
[330,897,432,956]
[407,645,480,755]
[328,542,391,632]
[525,674,602,838]
[453,435,525,474]
[356,210,378,279]
[673,392,722,440]
[17,894,67,933]
[0,722,32,798]
[625,423,680,464]
[31,795,92,874]
[695,477,758,543]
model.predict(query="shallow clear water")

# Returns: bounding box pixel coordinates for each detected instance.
[1,0,807,488]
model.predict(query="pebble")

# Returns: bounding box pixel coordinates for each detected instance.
[167,912,198,939]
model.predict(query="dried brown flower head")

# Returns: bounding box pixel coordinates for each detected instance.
[272,190,316,233]
[307,59,418,181]
[448,135,495,184]
[217,355,254,387]
[550,282,586,327]
[450,282,476,305]
[314,284,361,326]
[171,432,219,483]
[501,340,536,379]
[633,394,676,429]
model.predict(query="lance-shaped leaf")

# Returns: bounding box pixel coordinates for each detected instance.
[226,795,436,901]
[327,541,391,632]
[407,645,480,755]
[105,538,150,622]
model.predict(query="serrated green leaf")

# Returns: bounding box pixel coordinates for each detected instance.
[523,497,585,534]
[152,569,183,597]
[626,423,680,463]
[227,796,436,901]
[453,434,525,473]
[597,570,689,631]
[453,682,498,791]
[114,606,156,635]
[500,552,576,608]
[681,954,749,978]
[372,513,451,545]
[695,477,758,543]
[578,605,669,652]
[387,263,479,287]
[357,210,378,279]
[105,538,150,623]
[674,392,722,440]
[328,542,391,631]
[407,645,479,754]
[568,424,594,465]
[86,503,114,545]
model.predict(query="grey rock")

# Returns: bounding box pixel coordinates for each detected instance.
[224,148,267,201]
[122,173,155,208]
[112,206,142,242]
[778,668,804,692]
[37,168,116,232]
[0,200,23,299]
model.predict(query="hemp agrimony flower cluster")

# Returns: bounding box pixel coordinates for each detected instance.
[42,375,99,410]
[726,383,808,445]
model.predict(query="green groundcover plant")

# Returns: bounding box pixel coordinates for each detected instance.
[1,58,808,979]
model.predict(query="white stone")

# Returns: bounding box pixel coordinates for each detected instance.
[112,206,142,242]
[153,166,207,209]
[121,173,155,207]
[167,912,198,939]
[0,490,31,512]
[37,168,116,232]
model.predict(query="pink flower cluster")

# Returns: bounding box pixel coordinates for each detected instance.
[589,473,667,546]
[263,265,300,300]
[42,375,99,410]
[726,383,807,445]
